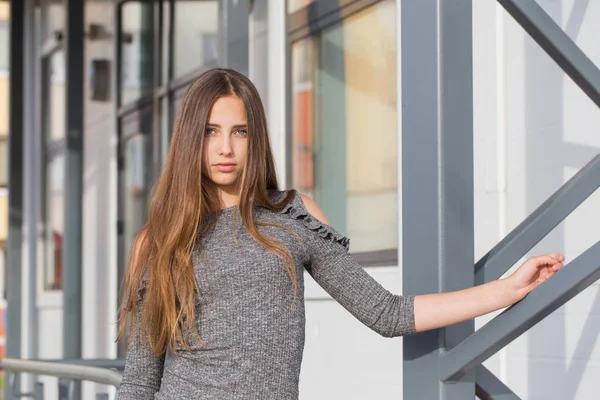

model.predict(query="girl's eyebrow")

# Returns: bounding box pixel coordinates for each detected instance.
[207,123,248,129]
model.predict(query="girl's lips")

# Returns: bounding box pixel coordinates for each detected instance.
[215,164,236,172]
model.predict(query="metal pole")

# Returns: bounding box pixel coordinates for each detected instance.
[402,0,475,398]
[6,1,25,398]
[63,1,84,399]
[35,382,45,400]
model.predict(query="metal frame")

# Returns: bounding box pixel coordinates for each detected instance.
[6,1,25,399]
[401,0,475,397]
[401,0,600,398]
[285,0,399,268]
[62,1,85,399]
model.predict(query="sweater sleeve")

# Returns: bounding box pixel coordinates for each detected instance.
[284,191,416,337]
[117,290,165,399]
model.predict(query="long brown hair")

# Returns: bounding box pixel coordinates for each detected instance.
[117,68,296,356]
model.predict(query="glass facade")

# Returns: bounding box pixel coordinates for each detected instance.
[0,1,9,308]
[42,154,65,291]
[120,1,154,105]
[40,0,66,291]
[121,106,153,267]
[290,0,398,257]
[117,0,222,275]
[172,0,218,78]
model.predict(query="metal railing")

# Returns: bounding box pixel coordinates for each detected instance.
[0,358,123,400]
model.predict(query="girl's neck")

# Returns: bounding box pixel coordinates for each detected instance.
[217,187,241,210]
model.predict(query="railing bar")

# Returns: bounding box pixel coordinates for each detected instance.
[441,241,600,382]
[497,0,600,108]
[475,154,600,285]
[475,365,521,399]
[0,359,122,388]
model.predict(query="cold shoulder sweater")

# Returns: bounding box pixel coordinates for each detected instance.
[117,190,415,400]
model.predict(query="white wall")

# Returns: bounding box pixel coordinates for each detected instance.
[502,1,600,399]
[473,1,600,399]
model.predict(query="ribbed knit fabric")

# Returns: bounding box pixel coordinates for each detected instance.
[117,190,415,400]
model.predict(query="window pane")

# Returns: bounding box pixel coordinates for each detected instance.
[43,154,64,291]
[121,107,153,269]
[0,22,8,71]
[0,138,7,187]
[160,96,171,169]
[287,0,314,14]
[173,0,218,78]
[291,0,397,254]
[120,1,154,105]
[162,1,171,84]
[43,49,65,141]
[41,0,64,42]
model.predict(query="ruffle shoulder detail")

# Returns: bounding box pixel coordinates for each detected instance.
[279,190,350,251]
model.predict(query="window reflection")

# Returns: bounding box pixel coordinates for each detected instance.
[173,0,218,78]
[291,0,398,254]
[121,107,153,269]
[120,1,154,104]
[43,155,65,291]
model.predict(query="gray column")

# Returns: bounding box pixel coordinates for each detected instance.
[63,1,84,399]
[220,0,249,76]
[6,1,25,399]
[401,0,475,398]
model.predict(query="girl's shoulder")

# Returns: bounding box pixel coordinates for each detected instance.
[266,189,350,251]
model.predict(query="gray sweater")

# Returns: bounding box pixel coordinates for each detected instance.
[117,190,415,400]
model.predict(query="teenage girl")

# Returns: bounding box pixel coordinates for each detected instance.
[116,68,565,400]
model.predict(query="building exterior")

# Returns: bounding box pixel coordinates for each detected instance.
[0,0,9,366]
[4,0,600,399]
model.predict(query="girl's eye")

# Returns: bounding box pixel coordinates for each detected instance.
[236,129,248,136]
[205,128,216,136]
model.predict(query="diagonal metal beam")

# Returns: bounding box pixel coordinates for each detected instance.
[475,154,600,285]
[475,365,521,400]
[441,240,600,382]
[496,0,600,108]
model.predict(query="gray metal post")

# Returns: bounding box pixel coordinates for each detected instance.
[6,1,25,399]
[35,382,45,400]
[220,0,249,76]
[63,1,84,399]
[402,0,475,398]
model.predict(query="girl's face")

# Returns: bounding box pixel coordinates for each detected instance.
[202,95,249,192]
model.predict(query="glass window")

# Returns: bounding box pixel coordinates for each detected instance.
[120,1,155,104]
[162,1,171,84]
[290,0,397,254]
[41,0,64,42]
[43,154,65,291]
[288,0,315,14]
[160,96,171,168]
[0,22,8,71]
[43,49,66,140]
[0,138,7,187]
[121,107,153,268]
[173,0,218,78]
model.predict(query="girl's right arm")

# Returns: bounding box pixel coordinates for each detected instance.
[117,229,165,399]
[117,304,166,399]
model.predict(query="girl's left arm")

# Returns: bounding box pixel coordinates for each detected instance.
[299,194,564,335]
[413,253,564,333]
